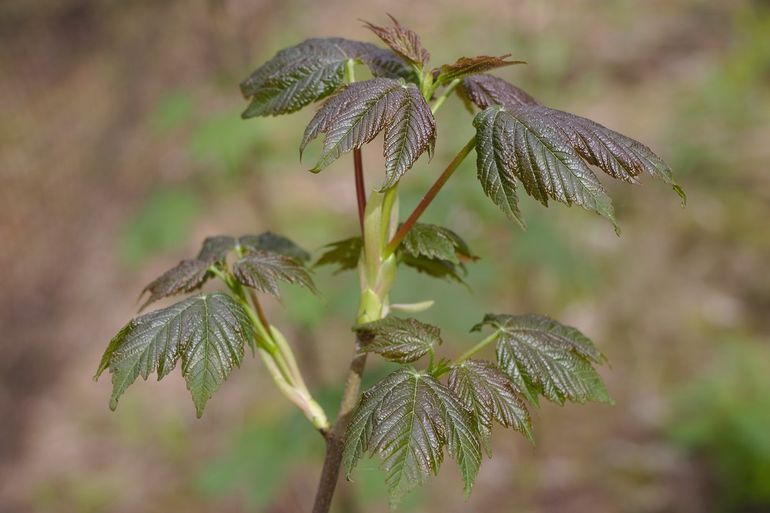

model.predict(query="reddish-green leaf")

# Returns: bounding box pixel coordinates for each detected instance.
[240,38,378,117]
[197,235,236,264]
[435,55,525,86]
[302,78,434,186]
[363,15,430,68]
[382,83,436,189]
[239,232,311,262]
[140,259,212,310]
[301,78,404,170]
[343,369,481,505]
[233,251,317,297]
[314,236,362,274]
[448,360,532,445]
[401,254,468,284]
[461,73,539,110]
[547,108,686,201]
[355,316,441,363]
[400,223,476,264]
[474,105,618,231]
[95,293,254,417]
[361,47,419,82]
[473,313,610,405]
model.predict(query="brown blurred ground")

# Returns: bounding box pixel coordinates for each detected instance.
[1,1,769,512]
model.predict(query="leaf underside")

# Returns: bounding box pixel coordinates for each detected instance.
[473,313,610,405]
[233,250,317,297]
[398,223,475,284]
[343,369,481,506]
[313,236,363,274]
[400,253,467,284]
[95,293,254,417]
[355,316,442,363]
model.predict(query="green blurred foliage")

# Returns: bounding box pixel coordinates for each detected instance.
[150,91,195,134]
[668,339,770,511]
[196,411,322,509]
[8,1,770,511]
[118,187,201,267]
[189,109,267,180]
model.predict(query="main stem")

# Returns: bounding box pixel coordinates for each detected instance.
[312,189,397,513]
[313,67,473,513]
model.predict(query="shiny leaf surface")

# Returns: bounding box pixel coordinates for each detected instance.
[473,313,610,405]
[343,369,481,505]
[95,293,254,417]
[355,316,442,363]
[232,251,317,297]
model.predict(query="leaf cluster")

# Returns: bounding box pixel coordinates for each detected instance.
[344,312,609,505]
[96,232,315,416]
[240,16,682,232]
[96,14,685,511]
[314,222,477,286]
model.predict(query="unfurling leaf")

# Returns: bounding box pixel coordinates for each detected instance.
[301,78,435,186]
[472,314,610,405]
[461,73,539,110]
[400,223,476,264]
[241,38,373,118]
[363,15,430,68]
[474,105,617,231]
[343,369,481,506]
[239,231,311,262]
[355,316,441,363]
[95,293,255,417]
[435,55,525,86]
[448,360,532,445]
[233,251,317,297]
[314,236,362,274]
[140,259,212,310]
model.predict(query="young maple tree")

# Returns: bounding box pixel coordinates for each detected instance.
[95,16,684,512]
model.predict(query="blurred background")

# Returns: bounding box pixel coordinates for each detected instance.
[1,0,769,512]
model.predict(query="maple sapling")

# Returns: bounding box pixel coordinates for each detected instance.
[96,15,684,512]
